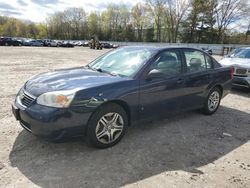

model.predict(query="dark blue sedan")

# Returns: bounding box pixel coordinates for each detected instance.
[12,47,232,148]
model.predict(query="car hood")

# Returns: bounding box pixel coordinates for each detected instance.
[219,58,250,69]
[24,68,128,96]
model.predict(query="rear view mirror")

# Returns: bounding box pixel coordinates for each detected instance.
[146,69,164,80]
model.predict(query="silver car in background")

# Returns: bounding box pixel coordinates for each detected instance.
[23,39,44,46]
[219,47,250,88]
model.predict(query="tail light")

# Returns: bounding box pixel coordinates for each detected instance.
[230,67,234,79]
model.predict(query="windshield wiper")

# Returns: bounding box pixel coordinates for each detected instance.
[85,64,95,70]
[85,65,102,72]
[96,68,103,72]
[85,65,118,76]
[98,68,118,76]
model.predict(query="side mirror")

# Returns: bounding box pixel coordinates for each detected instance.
[146,69,164,80]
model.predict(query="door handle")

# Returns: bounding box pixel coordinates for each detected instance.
[177,78,184,84]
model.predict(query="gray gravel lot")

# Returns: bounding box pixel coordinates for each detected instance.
[0,47,250,188]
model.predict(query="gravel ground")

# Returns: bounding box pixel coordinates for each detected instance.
[0,47,249,188]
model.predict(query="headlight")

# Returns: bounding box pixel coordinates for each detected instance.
[37,89,78,108]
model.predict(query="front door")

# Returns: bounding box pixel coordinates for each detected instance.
[139,49,186,119]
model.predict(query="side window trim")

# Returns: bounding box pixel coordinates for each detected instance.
[204,53,214,69]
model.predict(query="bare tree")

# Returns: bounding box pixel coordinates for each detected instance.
[131,3,150,41]
[215,0,247,43]
[64,8,87,39]
[88,12,99,37]
[146,0,166,42]
[164,0,190,42]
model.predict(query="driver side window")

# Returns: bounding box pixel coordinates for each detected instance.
[150,50,182,77]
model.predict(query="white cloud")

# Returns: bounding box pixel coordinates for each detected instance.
[0,0,143,22]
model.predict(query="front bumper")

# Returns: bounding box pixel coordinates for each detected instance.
[232,76,250,88]
[12,98,91,140]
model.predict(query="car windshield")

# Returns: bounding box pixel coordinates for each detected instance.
[234,49,250,59]
[87,48,155,77]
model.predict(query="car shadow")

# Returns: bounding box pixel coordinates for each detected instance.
[9,106,250,188]
[231,87,250,97]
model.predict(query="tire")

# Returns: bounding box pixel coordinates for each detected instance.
[5,43,8,46]
[202,87,222,115]
[86,103,128,148]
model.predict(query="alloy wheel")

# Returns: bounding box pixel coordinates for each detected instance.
[95,112,124,144]
[208,91,220,112]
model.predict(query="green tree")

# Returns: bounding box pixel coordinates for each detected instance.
[146,0,166,42]
[88,12,99,37]
[131,3,150,41]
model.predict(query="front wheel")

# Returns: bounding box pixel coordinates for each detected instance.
[203,87,222,115]
[86,103,128,148]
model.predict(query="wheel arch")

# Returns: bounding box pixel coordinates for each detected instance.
[211,84,223,96]
[86,99,131,132]
[207,84,224,97]
[103,100,131,125]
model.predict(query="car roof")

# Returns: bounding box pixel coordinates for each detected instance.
[120,46,203,52]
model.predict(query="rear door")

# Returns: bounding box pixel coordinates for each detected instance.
[181,49,214,109]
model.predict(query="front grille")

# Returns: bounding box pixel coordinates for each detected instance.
[20,91,35,107]
[235,68,247,75]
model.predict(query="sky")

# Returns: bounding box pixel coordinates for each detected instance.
[0,0,143,22]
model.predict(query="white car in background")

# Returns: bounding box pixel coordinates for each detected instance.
[219,47,250,88]
[50,40,59,47]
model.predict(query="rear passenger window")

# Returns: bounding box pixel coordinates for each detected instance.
[184,50,211,72]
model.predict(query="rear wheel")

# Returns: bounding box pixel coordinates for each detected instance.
[86,103,128,148]
[203,87,221,115]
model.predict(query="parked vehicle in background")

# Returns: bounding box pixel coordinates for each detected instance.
[12,47,232,148]
[59,41,74,48]
[36,39,45,46]
[23,39,31,46]
[50,40,59,47]
[43,39,52,46]
[0,37,22,46]
[112,44,119,49]
[225,47,244,58]
[202,48,213,55]
[76,41,84,46]
[219,47,250,88]
[56,40,62,46]
[101,42,119,49]
[72,41,79,46]
[102,42,113,49]
[15,38,25,45]
[23,39,44,46]
[83,41,89,47]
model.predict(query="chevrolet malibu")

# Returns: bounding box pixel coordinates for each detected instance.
[12,47,233,148]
